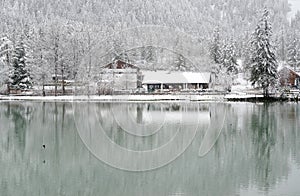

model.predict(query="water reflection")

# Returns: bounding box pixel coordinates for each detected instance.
[95,103,210,150]
[73,102,210,171]
[0,101,300,196]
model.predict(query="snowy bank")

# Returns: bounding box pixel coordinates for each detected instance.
[0,94,226,102]
[225,93,264,99]
[1,93,297,102]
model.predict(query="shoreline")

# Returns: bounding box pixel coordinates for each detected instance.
[0,94,299,102]
[0,94,224,102]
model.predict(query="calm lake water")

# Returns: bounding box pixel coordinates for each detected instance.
[0,101,300,196]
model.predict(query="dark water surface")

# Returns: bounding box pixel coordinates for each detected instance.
[0,101,300,196]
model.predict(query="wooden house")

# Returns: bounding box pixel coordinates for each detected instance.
[98,60,142,94]
[279,67,300,88]
[142,71,211,93]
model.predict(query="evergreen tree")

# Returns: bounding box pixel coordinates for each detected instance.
[286,36,300,70]
[210,26,222,65]
[248,9,278,97]
[0,0,293,91]
[0,37,13,84]
[9,37,32,90]
[210,26,223,89]
[173,54,187,71]
[215,41,239,91]
[142,46,156,63]
[291,11,300,31]
[0,37,13,65]
[222,41,238,74]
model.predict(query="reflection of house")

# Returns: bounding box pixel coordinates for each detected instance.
[279,67,300,88]
[142,71,211,93]
[98,60,142,94]
[119,103,210,124]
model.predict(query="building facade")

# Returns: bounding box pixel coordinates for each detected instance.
[98,60,142,94]
[142,71,211,93]
[279,67,300,88]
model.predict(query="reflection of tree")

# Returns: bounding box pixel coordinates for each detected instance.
[250,103,276,191]
[1,102,300,196]
[277,103,300,168]
[136,104,143,124]
[209,103,295,195]
[8,103,31,156]
[246,102,300,194]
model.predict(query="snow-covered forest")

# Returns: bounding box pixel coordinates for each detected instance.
[0,0,299,94]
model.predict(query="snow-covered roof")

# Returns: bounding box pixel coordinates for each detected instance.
[142,71,211,84]
[103,60,139,69]
[280,66,300,77]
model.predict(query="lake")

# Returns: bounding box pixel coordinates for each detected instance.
[0,101,300,196]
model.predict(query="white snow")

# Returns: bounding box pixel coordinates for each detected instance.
[225,94,264,99]
[0,94,226,102]
[288,0,300,19]
[0,92,275,102]
[230,73,255,93]
[142,71,210,84]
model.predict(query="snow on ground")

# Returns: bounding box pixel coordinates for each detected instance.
[231,73,259,94]
[0,72,263,102]
[0,94,227,102]
[0,74,272,102]
[0,93,271,102]
[225,94,264,99]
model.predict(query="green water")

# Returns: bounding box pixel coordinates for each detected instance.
[0,101,300,196]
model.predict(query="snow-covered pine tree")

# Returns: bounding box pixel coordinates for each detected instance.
[209,26,223,89]
[291,11,300,31]
[173,54,187,71]
[0,37,13,85]
[216,41,239,91]
[249,8,278,97]
[9,37,32,90]
[222,41,238,74]
[210,26,222,65]
[0,37,13,65]
[142,46,155,63]
[286,36,300,70]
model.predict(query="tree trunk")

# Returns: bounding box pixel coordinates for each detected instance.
[264,88,269,98]
[61,62,65,95]
[54,35,59,96]
[87,31,91,97]
[54,62,58,96]
[7,83,10,95]
[42,74,45,96]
